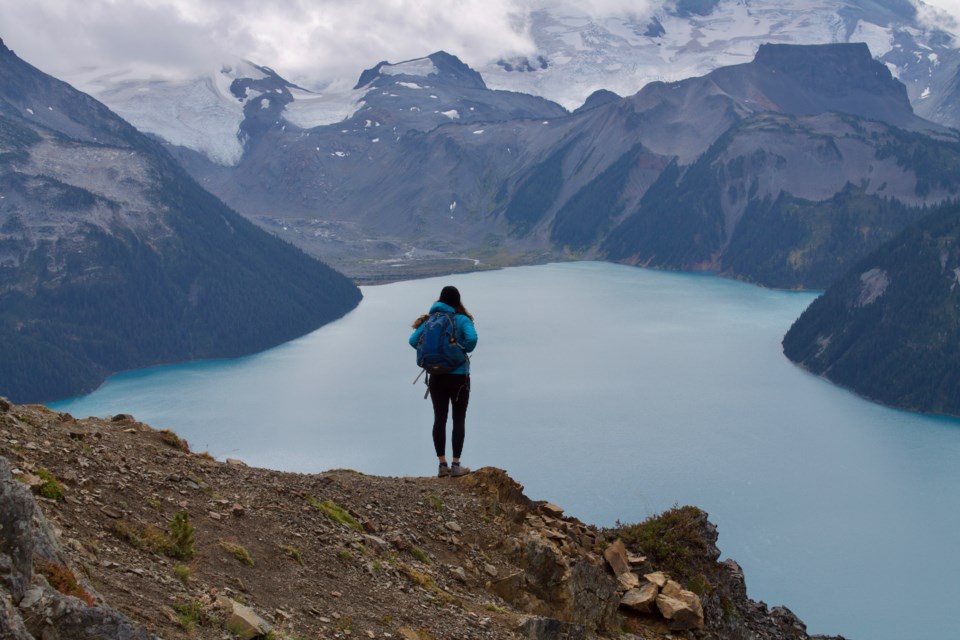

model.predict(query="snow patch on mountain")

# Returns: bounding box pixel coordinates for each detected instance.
[284,87,364,130]
[71,59,365,164]
[479,0,914,111]
[852,21,894,57]
[382,58,437,77]
[71,60,273,166]
[91,72,246,166]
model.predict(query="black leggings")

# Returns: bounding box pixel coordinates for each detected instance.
[429,374,470,458]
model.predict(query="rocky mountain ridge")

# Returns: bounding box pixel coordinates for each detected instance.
[0,399,845,640]
[482,0,960,129]
[62,0,960,157]
[174,42,960,289]
[12,32,958,291]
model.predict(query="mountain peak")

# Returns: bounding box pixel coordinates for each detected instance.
[754,42,879,78]
[354,51,485,90]
[713,42,917,127]
[574,88,621,113]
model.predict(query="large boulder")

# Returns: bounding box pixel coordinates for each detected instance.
[620,582,659,614]
[656,580,705,631]
[0,457,153,639]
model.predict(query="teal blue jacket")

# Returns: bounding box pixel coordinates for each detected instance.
[409,302,478,375]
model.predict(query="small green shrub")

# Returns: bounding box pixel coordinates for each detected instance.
[112,513,193,560]
[613,505,711,581]
[36,468,65,501]
[721,593,736,620]
[284,545,304,566]
[173,564,192,585]
[411,546,431,565]
[688,573,713,596]
[425,494,443,512]
[168,512,195,560]
[172,600,206,630]
[399,563,454,605]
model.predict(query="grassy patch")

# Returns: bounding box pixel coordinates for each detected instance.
[36,468,65,501]
[688,573,713,596]
[159,429,190,452]
[220,541,254,566]
[35,559,94,605]
[425,494,444,512]
[112,512,194,560]
[172,599,208,630]
[399,563,455,605]
[173,564,192,586]
[410,545,432,565]
[307,496,361,531]
[284,545,304,566]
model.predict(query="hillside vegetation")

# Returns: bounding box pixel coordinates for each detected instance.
[783,201,960,416]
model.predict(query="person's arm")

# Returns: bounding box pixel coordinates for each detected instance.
[459,316,478,353]
[409,324,425,348]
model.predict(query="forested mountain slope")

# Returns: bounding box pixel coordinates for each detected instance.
[0,39,361,403]
[783,201,960,416]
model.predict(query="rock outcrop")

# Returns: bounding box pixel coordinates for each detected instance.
[0,456,154,639]
[0,399,844,639]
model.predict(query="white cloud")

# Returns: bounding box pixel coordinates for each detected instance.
[916,0,960,41]
[0,0,539,88]
[1,0,958,90]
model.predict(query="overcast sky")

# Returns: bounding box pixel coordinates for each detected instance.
[0,0,958,89]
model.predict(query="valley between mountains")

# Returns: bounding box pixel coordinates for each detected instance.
[1,2,959,638]
[3,29,959,416]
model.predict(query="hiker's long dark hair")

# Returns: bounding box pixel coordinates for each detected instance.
[411,303,475,329]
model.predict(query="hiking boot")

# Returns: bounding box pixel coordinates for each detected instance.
[451,463,470,477]
[438,462,450,478]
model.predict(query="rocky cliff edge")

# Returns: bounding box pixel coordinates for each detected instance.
[0,399,843,640]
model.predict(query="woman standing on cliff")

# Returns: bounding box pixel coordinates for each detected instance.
[409,286,478,478]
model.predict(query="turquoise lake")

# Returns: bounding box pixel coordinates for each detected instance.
[51,261,960,639]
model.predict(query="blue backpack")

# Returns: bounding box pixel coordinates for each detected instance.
[416,311,467,375]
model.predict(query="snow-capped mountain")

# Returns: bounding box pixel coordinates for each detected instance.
[71,59,365,166]
[162,41,960,291]
[481,0,960,126]
[64,1,960,169]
